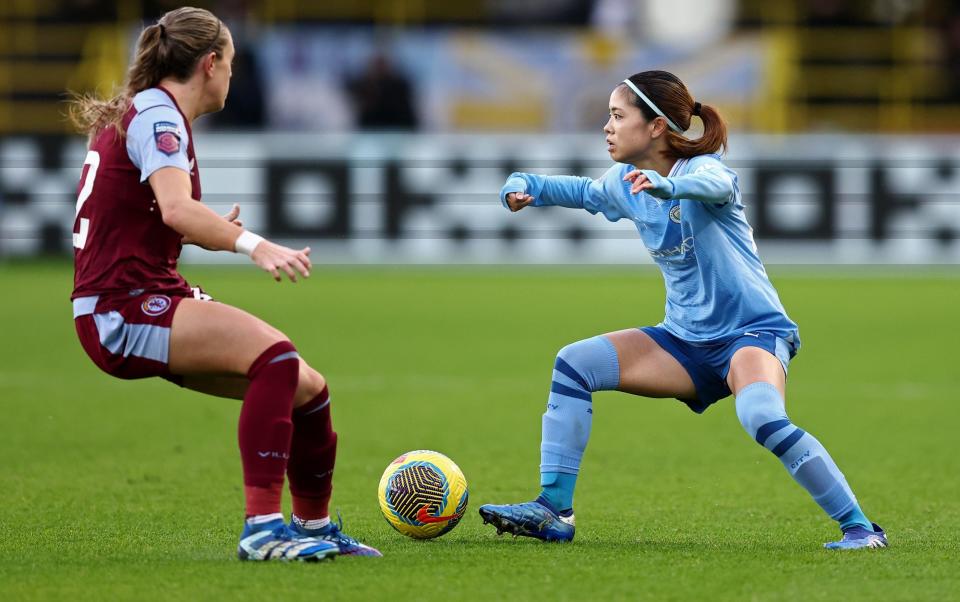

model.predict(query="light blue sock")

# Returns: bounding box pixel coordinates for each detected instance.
[736,382,872,530]
[539,336,620,511]
[539,472,578,513]
[838,506,872,531]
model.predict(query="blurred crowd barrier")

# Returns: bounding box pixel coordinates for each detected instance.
[4,0,960,134]
[1,132,958,264]
[254,27,766,132]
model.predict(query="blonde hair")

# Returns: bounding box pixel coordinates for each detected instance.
[67,7,226,137]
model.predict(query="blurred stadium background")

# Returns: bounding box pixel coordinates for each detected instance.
[2,0,960,265]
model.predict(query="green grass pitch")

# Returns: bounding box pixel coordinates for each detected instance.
[0,262,957,600]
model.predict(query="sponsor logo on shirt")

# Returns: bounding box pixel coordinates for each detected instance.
[141,294,172,316]
[153,121,181,156]
[647,236,695,258]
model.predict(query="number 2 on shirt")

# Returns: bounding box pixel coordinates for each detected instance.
[73,150,100,250]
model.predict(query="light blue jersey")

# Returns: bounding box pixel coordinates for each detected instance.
[500,155,800,348]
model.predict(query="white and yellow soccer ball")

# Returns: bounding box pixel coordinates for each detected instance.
[377,450,469,539]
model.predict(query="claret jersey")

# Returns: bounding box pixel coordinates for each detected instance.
[72,86,201,305]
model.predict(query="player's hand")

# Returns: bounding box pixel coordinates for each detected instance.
[222,203,243,228]
[623,170,654,195]
[250,240,312,283]
[182,203,243,247]
[505,191,535,212]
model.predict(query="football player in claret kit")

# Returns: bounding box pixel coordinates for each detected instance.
[478,70,888,550]
[68,7,379,561]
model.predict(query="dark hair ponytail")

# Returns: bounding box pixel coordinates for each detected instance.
[620,70,728,160]
[68,7,226,137]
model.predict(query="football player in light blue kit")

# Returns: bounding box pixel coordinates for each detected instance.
[478,71,887,550]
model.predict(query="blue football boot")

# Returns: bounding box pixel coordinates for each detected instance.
[289,515,382,557]
[478,498,575,542]
[824,523,888,550]
[237,518,339,562]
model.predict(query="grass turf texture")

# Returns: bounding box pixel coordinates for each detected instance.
[0,262,957,601]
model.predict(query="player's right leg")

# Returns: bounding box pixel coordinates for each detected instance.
[479,328,695,541]
[168,299,338,561]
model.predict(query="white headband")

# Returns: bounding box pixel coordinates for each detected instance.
[622,79,684,134]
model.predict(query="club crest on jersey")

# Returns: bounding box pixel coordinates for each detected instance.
[141,294,171,316]
[669,205,682,224]
[153,121,181,156]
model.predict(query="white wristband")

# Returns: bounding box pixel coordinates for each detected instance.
[234,230,264,256]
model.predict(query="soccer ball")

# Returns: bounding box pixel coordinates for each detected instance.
[377,450,469,539]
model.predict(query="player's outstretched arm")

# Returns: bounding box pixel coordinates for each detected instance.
[623,160,735,204]
[500,172,585,211]
[150,167,311,282]
[500,168,625,221]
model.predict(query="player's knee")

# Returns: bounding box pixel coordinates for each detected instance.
[554,336,620,392]
[248,339,299,379]
[734,381,787,440]
[294,362,327,407]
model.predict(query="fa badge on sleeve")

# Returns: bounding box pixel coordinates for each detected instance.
[153,121,181,156]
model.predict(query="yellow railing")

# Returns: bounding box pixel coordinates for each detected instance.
[759,24,958,132]
[256,0,486,25]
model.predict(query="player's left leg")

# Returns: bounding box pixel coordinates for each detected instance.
[728,347,887,550]
[282,365,381,556]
